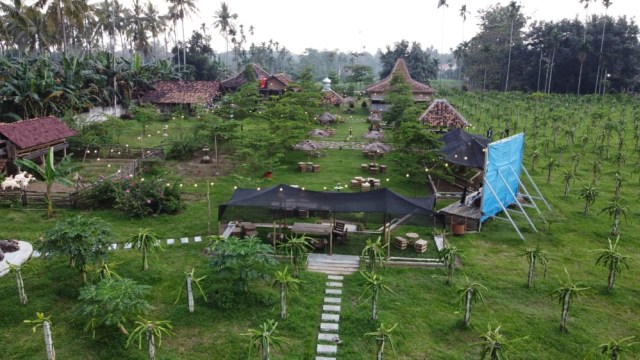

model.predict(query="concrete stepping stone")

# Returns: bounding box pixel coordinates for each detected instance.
[318,333,340,342]
[166,239,174,245]
[124,243,132,249]
[323,305,341,313]
[321,313,340,322]
[326,281,343,288]
[316,344,337,355]
[194,236,202,243]
[325,288,342,295]
[109,244,118,250]
[324,297,341,304]
[320,323,339,332]
[327,275,343,281]
[180,237,189,244]
[315,357,336,360]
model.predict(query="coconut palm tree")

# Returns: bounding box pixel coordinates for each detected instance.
[600,198,630,236]
[578,183,598,215]
[365,322,398,360]
[457,275,487,327]
[361,236,387,272]
[167,0,197,73]
[551,268,589,333]
[577,0,596,94]
[504,1,520,92]
[521,245,549,288]
[14,147,75,218]
[596,336,639,360]
[594,0,613,94]
[562,169,579,197]
[212,2,237,66]
[242,320,285,360]
[24,312,55,360]
[129,228,162,271]
[126,317,173,360]
[272,266,301,320]
[360,271,396,321]
[439,245,459,285]
[473,324,524,360]
[278,234,313,278]
[592,236,631,291]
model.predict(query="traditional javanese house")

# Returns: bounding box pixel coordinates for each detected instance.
[220,64,291,97]
[419,99,470,130]
[140,81,221,112]
[365,58,435,112]
[0,117,76,172]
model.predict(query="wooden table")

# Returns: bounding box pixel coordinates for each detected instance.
[406,232,419,244]
[291,223,332,236]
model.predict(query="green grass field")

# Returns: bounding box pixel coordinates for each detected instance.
[1,91,639,359]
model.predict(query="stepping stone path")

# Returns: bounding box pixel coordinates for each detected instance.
[315,274,345,360]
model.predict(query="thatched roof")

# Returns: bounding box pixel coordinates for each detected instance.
[366,58,435,102]
[316,112,337,125]
[0,117,76,149]
[321,89,345,106]
[419,99,469,129]
[220,63,270,92]
[140,81,220,104]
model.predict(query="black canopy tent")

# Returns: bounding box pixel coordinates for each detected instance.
[440,128,490,169]
[218,184,437,255]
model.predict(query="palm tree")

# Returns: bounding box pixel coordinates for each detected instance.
[594,0,613,94]
[439,245,459,285]
[551,268,589,333]
[242,320,285,360]
[577,0,596,94]
[473,324,524,360]
[365,322,398,360]
[272,267,301,320]
[126,317,173,360]
[600,198,630,236]
[457,275,487,327]
[167,0,197,73]
[278,234,313,278]
[521,245,549,288]
[437,0,448,77]
[361,236,387,272]
[596,336,639,360]
[359,271,396,321]
[129,228,162,271]
[504,1,520,92]
[212,2,237,66]
[14,147,74,218]
[592,236,631,291]
[578,183,598,215]
[35,0,89,56]
[24,312,55,360]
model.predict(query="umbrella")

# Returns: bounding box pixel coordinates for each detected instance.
[309,129,331,138]
[363,142,391,153]
[363,131,385,141]
[294,140,323,151]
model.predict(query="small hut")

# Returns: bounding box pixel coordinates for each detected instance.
[419,99,469,130]
[140,81,221,112]
[316,112,338,125]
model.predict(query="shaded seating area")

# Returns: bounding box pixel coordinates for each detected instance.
[332,222,348,243]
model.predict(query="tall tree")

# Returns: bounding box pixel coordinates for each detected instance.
[577,0,597,94]
[594,0,613,94]
[167,0,197,75]
[212,2,237,67]
[504,1,521,92]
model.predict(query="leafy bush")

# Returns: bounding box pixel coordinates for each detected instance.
[87,177,183,217]
[164,135,202,160]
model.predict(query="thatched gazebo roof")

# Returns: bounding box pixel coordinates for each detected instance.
[366,58,435,102]
[419,99,470,129]
[316,112,337,125]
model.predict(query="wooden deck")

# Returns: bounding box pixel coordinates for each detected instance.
[439,201,482,232]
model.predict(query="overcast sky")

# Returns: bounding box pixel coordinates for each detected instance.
[149,0,637,55]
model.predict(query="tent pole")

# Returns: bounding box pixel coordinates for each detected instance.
[329,212,334,256]
[384,213,390,259]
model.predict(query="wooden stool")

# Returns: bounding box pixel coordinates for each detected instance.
[361,164,369,171]
[414,239,428,253]
[361,183,371,192]
[312,164,320,172]
[394,236,408,250]
[298,162,306,172]
[379,165,387,173]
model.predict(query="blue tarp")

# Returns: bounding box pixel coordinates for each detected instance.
[481,133,525,222]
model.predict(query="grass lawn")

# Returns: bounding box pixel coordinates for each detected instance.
[1,91,640,359]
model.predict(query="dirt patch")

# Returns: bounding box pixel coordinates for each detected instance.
[172,155,234,179]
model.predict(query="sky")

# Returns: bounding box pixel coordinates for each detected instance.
[150,0,638,55]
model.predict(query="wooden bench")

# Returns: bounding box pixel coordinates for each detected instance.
[332,222,348,243]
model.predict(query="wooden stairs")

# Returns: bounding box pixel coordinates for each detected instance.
[307,253,360,275]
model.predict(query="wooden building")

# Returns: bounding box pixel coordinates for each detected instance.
[419,99,470,130]
[0,117,76,172]
[365,58,435,112]
[140,81,221,112]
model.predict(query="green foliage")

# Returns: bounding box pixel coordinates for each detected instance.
[209,237,277,299]
[592,236,632,290]
[365,322,398,359]
[42,215,113,282]
[129,228,162,271]
[125,316,174,350]
[76,278,152,336]
[596,336,639,360]
[241,319,285,360]
[87,177,183,217]
[278,234,314,277]
[473,324,525,360]
[361,236,387,272]
[174,268,209,305]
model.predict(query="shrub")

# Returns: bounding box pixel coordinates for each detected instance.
[87,177,183,217]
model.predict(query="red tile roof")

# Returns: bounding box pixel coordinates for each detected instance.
[140,81,220,104]
[220,63,271,92]
[419,99,470,128]
[366,58,435,100]
[0,117,76,149]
